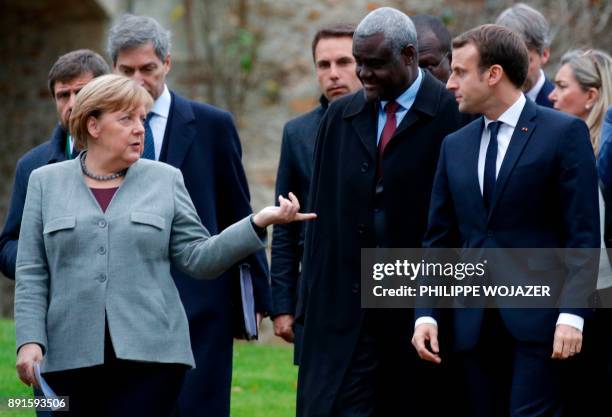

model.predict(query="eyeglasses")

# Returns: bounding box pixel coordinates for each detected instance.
[420,52,450,73]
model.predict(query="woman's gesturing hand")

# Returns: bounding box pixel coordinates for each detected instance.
[16,343,43,388]
[252,192,316,228]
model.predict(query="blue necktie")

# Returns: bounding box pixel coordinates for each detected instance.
[142,112,155,160]
[483,121,502,210]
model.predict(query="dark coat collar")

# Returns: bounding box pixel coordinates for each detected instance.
[159,91,196,167]
[342,70,442,120]
[319,95,329,110]
[47,123,68,163]
[342,71,444,162]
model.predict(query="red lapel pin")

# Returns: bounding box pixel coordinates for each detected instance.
[521,127,528,132]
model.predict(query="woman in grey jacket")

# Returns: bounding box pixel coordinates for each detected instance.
[14,74,315,417]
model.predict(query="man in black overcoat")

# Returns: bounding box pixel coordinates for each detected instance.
[296,7,469,417]
[271,22,362,364]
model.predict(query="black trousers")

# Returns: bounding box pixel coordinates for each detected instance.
[44,324,188,417]
[331,309,467,417]
[459,309,564,417]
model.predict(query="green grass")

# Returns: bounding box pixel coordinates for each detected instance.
[231,341,297,416]
[0,319,297,417]
[1,319,33,417]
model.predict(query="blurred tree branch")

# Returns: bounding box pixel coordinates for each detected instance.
[182,0,262,117]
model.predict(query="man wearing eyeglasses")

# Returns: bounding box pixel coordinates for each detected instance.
[413,14,452,83]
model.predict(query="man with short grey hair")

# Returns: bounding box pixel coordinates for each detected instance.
[296,7,467,417]
[496,3,555,107]
[107,14,270,417]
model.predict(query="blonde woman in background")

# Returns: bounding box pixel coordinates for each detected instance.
[549,48,612,417]
[549,49,612,155]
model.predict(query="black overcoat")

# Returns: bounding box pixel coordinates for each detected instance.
[296,72,468,417]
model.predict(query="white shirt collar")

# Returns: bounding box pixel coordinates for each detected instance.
[526,69,546,102]
[150,84,171,118]
[484,93,526,130]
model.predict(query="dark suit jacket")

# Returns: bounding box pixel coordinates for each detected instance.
[599,107,612,250]
[297,72,467,417]
[0,124,67,279]
[271,96,328,365]
[418,99,599,350]
[535,77,555,108]
[158,92,270,417]
[271,96,327,317]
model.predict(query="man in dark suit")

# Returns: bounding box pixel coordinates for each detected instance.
[0,50,109,280]
[413,14,452,83]
[496,3,555,107]
[297,7,467,417]
[412,24,599,417]
[271,22,362,363]
[0,48,109,417]
[108,15,270,417]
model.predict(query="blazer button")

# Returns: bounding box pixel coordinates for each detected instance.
[361,162,369,173]
[358,224,366,235]
[97,274,107,283]
[486,230,493,237]
[98,220,107,228]
[98,246,107,255]
[352,283,360,294]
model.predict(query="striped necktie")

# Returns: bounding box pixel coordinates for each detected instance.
[142,112,156,160]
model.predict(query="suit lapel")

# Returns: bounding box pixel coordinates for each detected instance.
[465,119,489,221]
[384,71,440,152]
[160,92,196,168]
[343,72,442,161]
[487,100,538,221]
[344,93,378,162]
[376,71,443,153]
[391,109,419,140]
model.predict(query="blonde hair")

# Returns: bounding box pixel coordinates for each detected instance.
[69,74,153,150]
[560,49,612,155]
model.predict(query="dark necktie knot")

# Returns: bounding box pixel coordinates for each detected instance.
[488,121,502,137]
[384,101,400,115]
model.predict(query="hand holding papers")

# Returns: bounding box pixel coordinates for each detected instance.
[34,363,58,399]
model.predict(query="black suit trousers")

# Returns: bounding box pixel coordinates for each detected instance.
[44,322,188,417]
[332,310,466,417]
[459,309,564,417]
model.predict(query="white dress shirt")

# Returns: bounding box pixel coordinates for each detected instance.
[526,69,546,103]
[148,84,171,160]
[68,134,75,156]
[416,93,584,332]
[477,94,526,193]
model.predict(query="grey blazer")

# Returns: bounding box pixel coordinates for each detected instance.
[15,158,266,373]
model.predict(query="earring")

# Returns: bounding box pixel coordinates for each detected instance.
[586,104,591,110]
